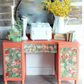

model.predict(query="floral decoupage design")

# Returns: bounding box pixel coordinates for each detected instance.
[24,43,57,53]
[5,48,22,77]
[60,47,77,77]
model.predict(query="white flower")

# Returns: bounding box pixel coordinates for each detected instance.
[16,73,19,76]
[5,56,10,62]
[65,58,69,65]
[72,56,76,62]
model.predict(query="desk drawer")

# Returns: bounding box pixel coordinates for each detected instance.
[24,43,57,53]
[60,47,77,77]
[4,48,22,77]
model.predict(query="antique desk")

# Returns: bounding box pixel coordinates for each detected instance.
[3,38,79,84]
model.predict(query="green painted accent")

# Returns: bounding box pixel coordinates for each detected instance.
[60,47,77,77]
[5,48,22,77]
[24,43,57,53]
[8,17,23,42]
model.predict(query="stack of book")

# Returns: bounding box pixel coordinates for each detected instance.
[54,31,76,42]
[54,33,67,40]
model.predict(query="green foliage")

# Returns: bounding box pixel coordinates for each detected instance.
[15,17,23,31]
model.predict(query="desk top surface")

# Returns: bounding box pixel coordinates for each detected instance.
[3,39,79,45]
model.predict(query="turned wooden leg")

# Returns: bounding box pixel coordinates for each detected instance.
[24,54,27,77]
[58,80,61,84]
[21,80,24,84]
[75,80,78,84]
[4,80,7,84]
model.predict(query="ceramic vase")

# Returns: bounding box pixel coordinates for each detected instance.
[22,16,28,40]
[53,16,65,33]
[11,5,15,25]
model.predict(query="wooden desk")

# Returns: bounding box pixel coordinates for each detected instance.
[3,39,79,84]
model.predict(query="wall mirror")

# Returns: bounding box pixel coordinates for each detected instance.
[16,0,54,33]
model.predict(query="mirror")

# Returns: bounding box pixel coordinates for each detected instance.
[15,0,54,33]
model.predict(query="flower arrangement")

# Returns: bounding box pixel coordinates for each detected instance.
[42,0,75,17]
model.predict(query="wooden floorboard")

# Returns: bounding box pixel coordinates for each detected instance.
[0,75,82,84]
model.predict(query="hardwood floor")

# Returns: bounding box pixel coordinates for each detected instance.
[0,75,82,84]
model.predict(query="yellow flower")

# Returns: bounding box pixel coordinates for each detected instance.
[42,0,75,17]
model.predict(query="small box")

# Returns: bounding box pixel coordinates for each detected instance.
[30,23,52,40]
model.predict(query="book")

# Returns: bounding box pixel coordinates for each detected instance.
[66,32,69,41]
[69,31,72,41]
[71,31,76,41]
[54,33,66,37]
[54,37,66,40]
[69,31,76,42]
[54,33,66,40]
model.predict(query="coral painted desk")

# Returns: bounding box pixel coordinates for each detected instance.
[3,39,79,84]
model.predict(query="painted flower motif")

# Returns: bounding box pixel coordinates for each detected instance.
[67,73,72,77]
[24,45,27,49]
[5,50,9,54]
[65,58,70,65]
[5,56,10,63]
[30,44,36,51]
[6,72,9,76]
[66,64,75,71]
[16,73,19,76]
[61,54,68,59]
[54,45,57,48]
[15,50,19,53]
[42,44,48,49]
[12,61,16,64]
[65,53,70,57]
[15,60,21,63]
[12,67,20,73]
[11,61,17,67]
[71,55,77,63]
[70,69,76,74]
[60,66,65,72]
[37,44,42,49]
[18,53,21,57]
[49,45,54,52]
[28,49,32,53]
[60,63,64,67]
[70,47,77,51]
[68,50,72,55]
[40,49,45,52]
[8,68,11,71]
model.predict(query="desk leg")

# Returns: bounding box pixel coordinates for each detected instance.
[24,53,27,77]
[54,53,57,77]
[58,80,61,84]
[4,80,7,84]
[75,80,78,84]
[21,80,24,84]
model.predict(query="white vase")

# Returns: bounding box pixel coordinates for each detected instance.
[53,16,65,33]
[22,16,28,40]
[53,16,58,33]
[10,5,15,25]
